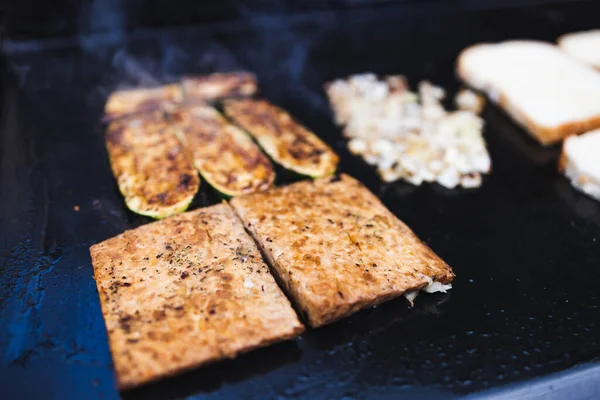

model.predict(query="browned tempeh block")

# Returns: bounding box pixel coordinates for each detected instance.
[230,174,454,327]
[181,72,257,103]
[90,204,304,389]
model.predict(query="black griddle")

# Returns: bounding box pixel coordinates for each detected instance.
[1,2,600,399]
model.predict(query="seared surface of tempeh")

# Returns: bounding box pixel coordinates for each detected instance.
[105,113,199,218]
[168,104,274,197]
[223,98,339,178]
[90,204,304,389]
[231,174,454,327]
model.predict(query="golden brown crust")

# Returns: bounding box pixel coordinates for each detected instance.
[494,91,600,145]
[104,85,183,122]
[531,115,600,146]
[105,113,200,218]
[90,204,304,389]
[558,133,579,174]
[181,72,257,103]
[558,142,568,173]
[223,99,339,177]
[168,105,275,197]
[230,174,454,327]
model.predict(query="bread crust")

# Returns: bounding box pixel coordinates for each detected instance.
[558,141,568,173]
[456,42,600,145]
[495,93,600,146]
[558,131,600,201]
[230,174,454,327]
[90,204,304,389]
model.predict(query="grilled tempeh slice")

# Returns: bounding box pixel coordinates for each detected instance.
[223,99,339,178]
[90,204,304,389]
[181,72,257,103]
[168,104,275,197]
[230,174,454,327]
[105,113,200,218]
[104,85,183,121]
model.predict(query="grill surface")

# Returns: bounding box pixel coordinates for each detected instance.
[1,2,600,399]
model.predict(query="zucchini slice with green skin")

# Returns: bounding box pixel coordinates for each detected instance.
[104,85,183,122]
[168,104,275,197]
[222,99,339,178]
[105,112,200,219]
[180,72,257,104]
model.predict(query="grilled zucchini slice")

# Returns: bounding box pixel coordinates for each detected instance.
[104,85,183,122]
[223,99,339,178]
[105,113,200,218]
[181,72,257,104]
[168,104,274,197]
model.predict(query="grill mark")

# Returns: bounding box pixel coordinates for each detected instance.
[182,72,257,101]
[172,105,274,195]
[224,99,338,176]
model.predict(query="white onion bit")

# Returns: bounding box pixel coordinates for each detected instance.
[326,74,491,188]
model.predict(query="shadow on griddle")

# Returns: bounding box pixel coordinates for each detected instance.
[122,340,302,400]
[187,181,217,210]
[376,180,419,199]
[553,179,600,229]
[484,105,559,167]
[302,292,451,351]
[91,172,219,240]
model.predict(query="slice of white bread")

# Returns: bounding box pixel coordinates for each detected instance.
[457,40,600,145]
[558,30,600,70]
[559,128,600,202]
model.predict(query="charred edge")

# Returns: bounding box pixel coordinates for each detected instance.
[178,174,194,190]
[201,149,273,197]
[287,144,326,163]
[104,121,128,146]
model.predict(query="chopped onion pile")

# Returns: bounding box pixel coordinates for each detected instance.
[325,74,491,188]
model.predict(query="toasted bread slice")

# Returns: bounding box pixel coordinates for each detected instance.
[104,85,183,121]
[90,204,304,389]
[105,113,200,218]
[457,40,600,145]
[168,105,275,197]
[558,30,600,70]
[230,174,454,327]
[223,99,339,178]
[181,72,257,103]
[559,128,600,202]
